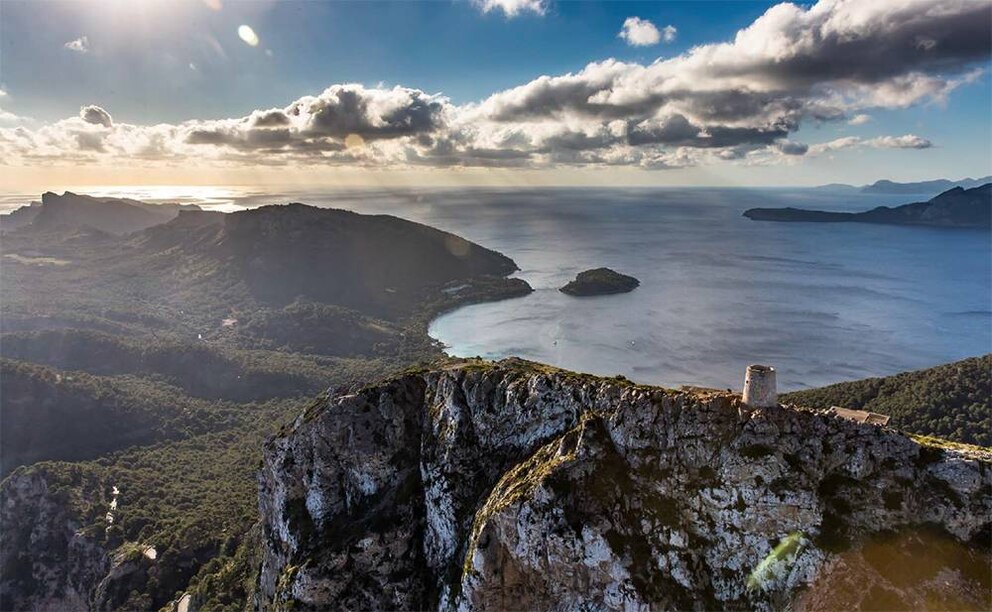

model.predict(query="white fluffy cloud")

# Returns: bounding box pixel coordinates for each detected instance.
[619,17,662,46]
[808,134,933,155]
[847,114,872,126]
[4,0,987,171]
[473,0,546,18]
[64,36,89,53]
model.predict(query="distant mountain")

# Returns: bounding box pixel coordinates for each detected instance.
[808,183,858,192]
[130,203,527,316]
[744,183,991,228]
[1,200,44,229]
[1,191,201,234]
[861,175,992,195]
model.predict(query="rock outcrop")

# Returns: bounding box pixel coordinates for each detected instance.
[0,468,111,611]
[559,268,640,296]
[257,359,992,610]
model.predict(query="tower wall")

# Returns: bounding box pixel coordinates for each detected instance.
[742,364,777,408]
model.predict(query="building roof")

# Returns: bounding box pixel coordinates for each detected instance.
[830,406,891,426]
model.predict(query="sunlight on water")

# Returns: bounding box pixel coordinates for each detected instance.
[74,185,258,212]
[2,186,988,392]
[0,185,261,214]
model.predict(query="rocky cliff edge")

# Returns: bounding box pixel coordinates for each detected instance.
[257,358,991,611]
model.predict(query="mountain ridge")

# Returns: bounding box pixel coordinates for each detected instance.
[1,191,202,234]
[744,183,992,228]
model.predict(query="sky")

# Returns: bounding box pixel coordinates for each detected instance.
[1,0,990,189]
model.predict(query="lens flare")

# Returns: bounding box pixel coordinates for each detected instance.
[344,133,365,149]
[238,25,259,47]
[747,532,806,591]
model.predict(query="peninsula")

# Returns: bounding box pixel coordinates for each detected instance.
[744,184,991,229]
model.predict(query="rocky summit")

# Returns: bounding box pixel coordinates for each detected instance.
[257,358,991,611]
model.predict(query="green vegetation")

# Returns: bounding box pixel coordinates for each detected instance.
[1,202,529,610]
[783,355,991,446]
[559,267,640,296]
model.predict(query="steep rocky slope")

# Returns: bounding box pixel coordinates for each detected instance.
[258,359,991,610]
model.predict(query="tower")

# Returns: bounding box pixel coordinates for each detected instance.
[742,364,777,408]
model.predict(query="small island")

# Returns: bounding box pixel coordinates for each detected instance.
[560,267,640,296]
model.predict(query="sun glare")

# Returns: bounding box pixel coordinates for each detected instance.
[238,25,259,47]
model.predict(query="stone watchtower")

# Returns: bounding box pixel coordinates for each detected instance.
[742,364,777,408]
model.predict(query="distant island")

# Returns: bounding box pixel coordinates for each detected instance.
[861,175,992,195]
[812,175,992,196]
[560,268,640,296]
[744,184,991,229]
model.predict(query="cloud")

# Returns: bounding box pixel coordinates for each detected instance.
[848,113,872,126]
[619,17,661,47]
[0,109,21,126]
[64,36,89,53]
[867,134,933,149]
[473,0,546,18]
[775,139,809,156]
[1,0,983,171]
[0,91,30,127]
[808,133,933,155]
[80,105,113,128]
[661,25,677,44]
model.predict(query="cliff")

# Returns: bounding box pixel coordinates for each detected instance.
[744,184,992,228]
[257,359,991,611]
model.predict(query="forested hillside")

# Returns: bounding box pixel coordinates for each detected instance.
[0,201,531,611]
[783,354,991,446]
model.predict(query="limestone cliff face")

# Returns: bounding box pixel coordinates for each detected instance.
[0,470,109,611]
[0,468,158,612]
[257,359,992,611]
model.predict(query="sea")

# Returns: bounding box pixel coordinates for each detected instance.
[3,186,989,391]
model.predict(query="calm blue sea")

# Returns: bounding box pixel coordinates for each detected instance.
[4,186,989,391]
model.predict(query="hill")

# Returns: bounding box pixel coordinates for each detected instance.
[1,191,201,234]
[782,355,991,447]
[744,184,992,228]
[0,359,224,476]
[0,197,534,611]
[861,176,992,195]
[0,328,361,401]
